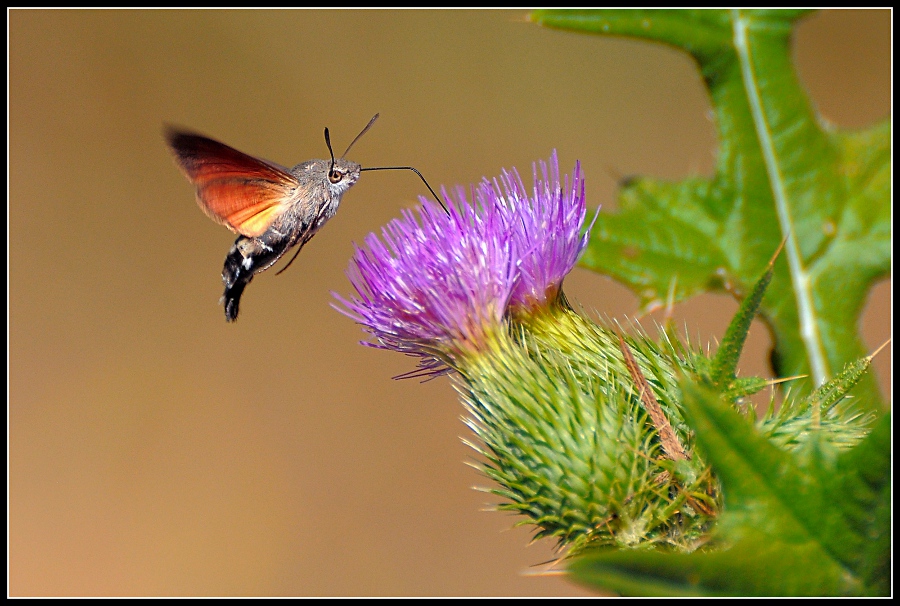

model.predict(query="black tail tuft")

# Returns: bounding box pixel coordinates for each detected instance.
[223,282,247,322]
[222,242,254,322]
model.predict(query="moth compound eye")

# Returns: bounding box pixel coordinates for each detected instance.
[328,170,343,184]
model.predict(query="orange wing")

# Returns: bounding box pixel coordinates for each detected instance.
[166,128,299,238]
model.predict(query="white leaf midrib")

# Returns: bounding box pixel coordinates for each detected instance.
[732,10,830,386]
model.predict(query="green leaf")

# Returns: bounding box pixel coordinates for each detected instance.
[828,413,891,595]
[567,382,890,596]
[568,536,855,597]
[531,9,889,409]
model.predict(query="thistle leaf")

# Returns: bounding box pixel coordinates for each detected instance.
[531,9,890,408]
[568,536,854,597]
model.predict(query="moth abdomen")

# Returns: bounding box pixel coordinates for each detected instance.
[221,234,292,322]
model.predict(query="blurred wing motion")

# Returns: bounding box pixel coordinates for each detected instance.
[165,128,299,237]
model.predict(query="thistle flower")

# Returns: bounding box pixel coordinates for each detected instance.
[334,152,727,551]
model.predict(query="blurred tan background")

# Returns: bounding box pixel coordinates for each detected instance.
[10,9,890,597]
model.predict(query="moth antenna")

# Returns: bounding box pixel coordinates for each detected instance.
[324,127,336,175]
[360,165,450,215]
[342,113,379,158]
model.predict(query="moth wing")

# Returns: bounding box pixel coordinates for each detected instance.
[166,128,300,238]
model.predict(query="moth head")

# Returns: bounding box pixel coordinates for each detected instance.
[327,158,362,192]
[288,158,360,199]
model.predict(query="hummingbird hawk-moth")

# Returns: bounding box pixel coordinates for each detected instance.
[166,114,443,322]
